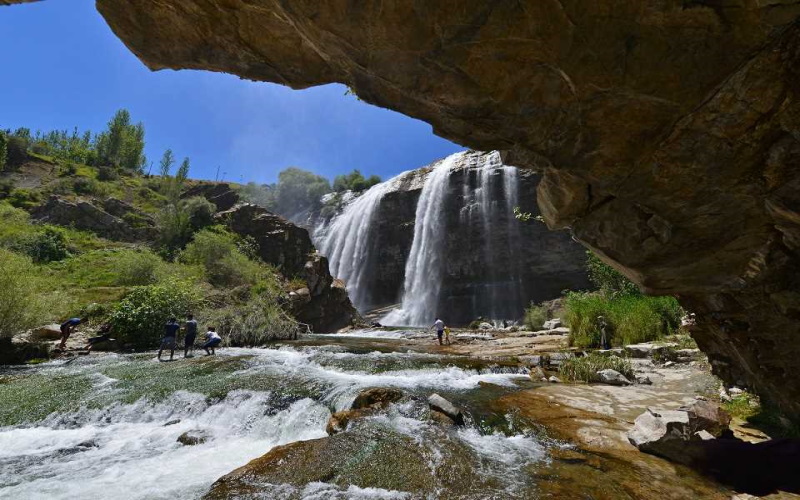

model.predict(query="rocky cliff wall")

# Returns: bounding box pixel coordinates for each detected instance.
[86,0,800,419]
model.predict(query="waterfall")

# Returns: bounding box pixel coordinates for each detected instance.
[315,176,405,310]
[381,154,458,326]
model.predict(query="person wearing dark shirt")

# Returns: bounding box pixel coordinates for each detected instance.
[58,317,84,351]
[158,318,180,361]
[184,314,198,358]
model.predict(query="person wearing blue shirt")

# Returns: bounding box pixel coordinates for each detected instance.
[158,318,180,361]
[58,317,85,351]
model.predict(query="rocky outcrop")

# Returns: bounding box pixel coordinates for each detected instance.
[30,195,149,241]
[181,182,239,212]
[217,204,358,331]
[95,1,800,421]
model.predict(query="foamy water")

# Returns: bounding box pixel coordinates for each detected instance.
[0,345,543,499]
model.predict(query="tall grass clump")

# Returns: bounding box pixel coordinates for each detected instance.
[180,227,265,288]
[565,292,682,348]
[559,353,634,383]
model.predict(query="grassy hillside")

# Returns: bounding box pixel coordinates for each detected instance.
[0,153,303,351]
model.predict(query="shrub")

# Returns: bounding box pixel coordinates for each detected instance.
[180,227,264,287]
[109,279,202,347]
[182,196,216,231]
[524,303,548,330]
[58,163,78,177]
[565,292,682,348]
[72,176,104,196]
[0,132,6,171]
[20,226,71,263]
[113,249,164,286]
[5,135,29,168]
[7,188,41,209]
[97,166,119,181]
[203,295,301,346]
[0,249,46,339]
[0,179,13,199]
[559,353,634,383]
[156,204,192,256]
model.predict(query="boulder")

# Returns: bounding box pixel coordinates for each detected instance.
[542,318,562,330]
[351,388,404,410]
[30,196,137,241]
[680,400,732,438]
[635,375,653,385]
[478,322,493,330]
[429,409,457,427]
[628,402,732,461]
[30,324,62,341]
[177,429,210,446]
[427,394,464,426]
[548,376,562,384]
[181,182,239,212]
[596,369,632,386]
[529,366,547,382]
[0,337,51,365]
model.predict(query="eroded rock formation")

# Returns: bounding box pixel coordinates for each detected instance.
[92,1,800,420]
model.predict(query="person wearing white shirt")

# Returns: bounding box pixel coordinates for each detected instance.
[202,327,222,355]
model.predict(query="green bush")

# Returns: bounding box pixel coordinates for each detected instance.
[72,177,105,196]
[180,227,264,287]
[109,279,202,347]
[97,166,119,181]
[559,353,634,383]
[0,249,46,338]
[113,249,164,286]
[203,295,301,346]
[565,292,682,348]
[524,303,548,330]
[7,188,41,209]
[59,163,78,177]
[0,179,13,199]
[182,196,216,231]
[19,226,71,263]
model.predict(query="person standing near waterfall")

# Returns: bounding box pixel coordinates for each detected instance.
[432,318,445,345]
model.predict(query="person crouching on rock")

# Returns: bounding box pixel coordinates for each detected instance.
[184,314,198,358]
[58,317,85,351]
[202,327,222,355]
[158,318,180,361]
[431,318,445,345]
[84,323,114,352]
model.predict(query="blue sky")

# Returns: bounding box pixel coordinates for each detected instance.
[0,1,462,184]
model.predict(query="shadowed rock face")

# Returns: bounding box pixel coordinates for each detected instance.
[90,1,800,420]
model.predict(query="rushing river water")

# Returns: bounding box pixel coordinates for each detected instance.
[0,332,555,500]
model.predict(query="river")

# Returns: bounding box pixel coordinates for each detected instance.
[0,331,553,499]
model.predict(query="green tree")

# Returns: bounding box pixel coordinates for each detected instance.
[159,148,175,178]
[96,109,146,171]
[333,169,381,193]
[274,167,332,216]
[585,251,640,297]
[0,131,6,171]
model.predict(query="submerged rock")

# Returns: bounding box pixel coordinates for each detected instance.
[177,430,210,446]
[428,394,464,426]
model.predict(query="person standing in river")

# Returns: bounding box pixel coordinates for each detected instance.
[158,318,180,361]
[184,314,198,358]
[431,318,445,345]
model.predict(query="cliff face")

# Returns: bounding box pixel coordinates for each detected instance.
[93,1,800,418]
[319,152,588,324]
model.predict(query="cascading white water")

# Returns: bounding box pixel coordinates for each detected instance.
[380,154,458,326]
[316,176,406,310]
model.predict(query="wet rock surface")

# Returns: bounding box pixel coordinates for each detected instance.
[177,429,209,446]
[95,0,800,421]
